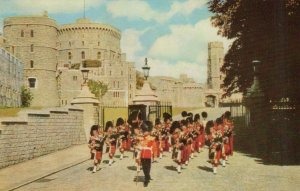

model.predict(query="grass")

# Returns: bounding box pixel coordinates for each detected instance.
[103,107,128,126]
[0,107,42,117]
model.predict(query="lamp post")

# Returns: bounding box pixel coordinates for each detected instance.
[142,57,150,80]
[81,68,89,85]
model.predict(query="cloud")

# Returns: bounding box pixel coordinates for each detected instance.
[0,0,103,14]
[107,0,207,23]
[136,18,232,83]
[121,28,148,61]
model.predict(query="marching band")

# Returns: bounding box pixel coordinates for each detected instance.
[87,110,234,186]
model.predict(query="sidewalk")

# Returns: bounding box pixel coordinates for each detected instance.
[0,144,89,191]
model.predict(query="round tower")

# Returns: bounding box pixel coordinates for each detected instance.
[3,15,59,107]
[57,18,121,67]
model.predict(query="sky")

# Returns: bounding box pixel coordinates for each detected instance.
[0,0,231,83]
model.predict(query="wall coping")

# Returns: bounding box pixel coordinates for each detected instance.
[0,106,83,125]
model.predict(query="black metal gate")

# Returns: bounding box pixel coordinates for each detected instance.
[148,104,172,121]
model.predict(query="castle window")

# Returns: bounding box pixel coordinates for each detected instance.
[28,78,36,88]
[69,41,71,47]
[21,30,24,37]
[68,52,72,60]
[109,71,112,76]
[113,81,116,88]
[30,60,34,68]
[121,71,123,76]
[82,41,85,46]
[97,52,101,59]
[73,76,77,81]
[129,84,131,90]
[30,30,34,37]
[30,44,34,52]
[98,42,100,46]
[81,51,85,59]
[129,94,131,99]
[117,81,119,88]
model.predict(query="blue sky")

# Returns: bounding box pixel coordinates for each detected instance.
[0,0,231,83]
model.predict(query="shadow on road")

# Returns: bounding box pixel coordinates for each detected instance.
[234,117,300,166]
[127,166,137,171]
[164,165,177,171]
[197,166,212,172]
[133,176,145,183]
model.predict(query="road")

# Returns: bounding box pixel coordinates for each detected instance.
[15,147,300,191]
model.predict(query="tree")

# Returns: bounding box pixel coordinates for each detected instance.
[208,0,300,101]
[87,80,108,98]
[21,86,33,107]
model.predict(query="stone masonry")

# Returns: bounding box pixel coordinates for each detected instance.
[0,107,86,169]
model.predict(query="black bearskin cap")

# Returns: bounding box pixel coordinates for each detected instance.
[170,121,181,134]
[201,111,208,118]
[181,111,188,117]
[105,121,113,132]
[90,125,100,136]
[194,113,200,122]
[224,111,231,119]
[116,117,125,127]
[216,117,223,125]
[163,112,172,122]
[155,118,161,125]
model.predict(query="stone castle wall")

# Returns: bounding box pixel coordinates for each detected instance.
[3,15,59,107]
[0,107,86,169]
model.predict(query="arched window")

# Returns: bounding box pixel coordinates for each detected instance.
[21,30,24,37]
[97,52,101,59]
[68,52,72,60]
[30,44,34,52]
[30,30,34,37]
[81,51,85,59]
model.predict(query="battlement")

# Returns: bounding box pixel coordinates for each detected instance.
[4,16,57,29]
[208,41,224,49]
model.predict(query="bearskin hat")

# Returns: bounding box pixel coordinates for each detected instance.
[90,125,100,136]
[105,121,113,132]
[116,117,125,127]
[163,112,172,122]
[224,111,231,119]
[155,118,161,125]
[181,111,188,118]
[170,121,181,134]
[205,120,214,134]
[181,119,188,127]
[187,112,193,118]
[186,116,193,124]
[194,113,200,122]
[216,117,223,125]
[201,111,208,118]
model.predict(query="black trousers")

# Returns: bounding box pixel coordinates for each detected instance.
[141,158,151,182]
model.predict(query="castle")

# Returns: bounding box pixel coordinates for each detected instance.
[1,13,136,107]
[0,12,224,108]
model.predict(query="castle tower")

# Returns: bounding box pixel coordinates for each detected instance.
[207,41,224,90]
[3,14,59,107]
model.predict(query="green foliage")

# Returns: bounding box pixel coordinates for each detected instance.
[87,80,108,98]
[208,0,300,101]
[136,72,144,90]
[21,86,33,107]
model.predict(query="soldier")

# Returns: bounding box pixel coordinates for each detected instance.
[88,125,107,173]
[170,121,183,173]
[161,113,172,153]
[223,111,234,157]
[105,121,118,166]
[151,118,161,161]
[201,111,208,130]
[139,121,155,187]
[117,117,128,160]
[209,118,224,174]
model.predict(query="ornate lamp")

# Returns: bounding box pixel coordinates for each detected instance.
[142,58,150,80]
[81,68,89,85]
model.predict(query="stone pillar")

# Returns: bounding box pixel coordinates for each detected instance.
[71,85,99,140]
